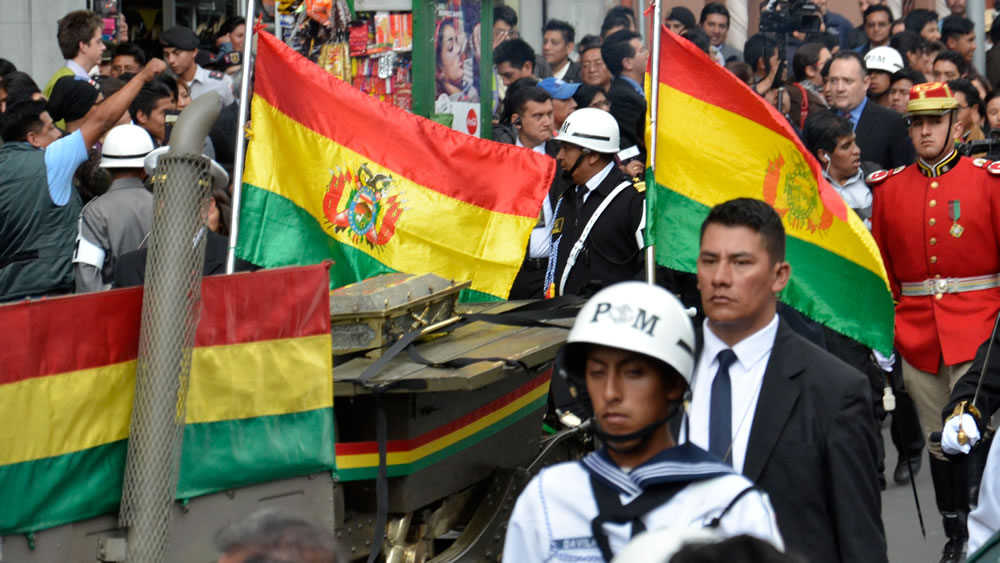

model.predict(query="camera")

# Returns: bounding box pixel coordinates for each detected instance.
[759,0,823,34]
[958,129,1000,161]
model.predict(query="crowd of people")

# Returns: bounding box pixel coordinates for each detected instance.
[0,10,248,300]
[4,1,1000,562]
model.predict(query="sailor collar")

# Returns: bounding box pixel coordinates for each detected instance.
[579,443,735,497]
[916,150,960,178]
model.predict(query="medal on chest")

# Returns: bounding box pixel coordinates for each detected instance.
[949,200,964,238]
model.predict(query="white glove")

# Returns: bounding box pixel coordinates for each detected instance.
[942,413,980,455]
[872,350,895,373]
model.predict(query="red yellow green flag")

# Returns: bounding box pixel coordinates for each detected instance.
[645,28,894,354]
[238,32,556,301]
[0,265,333,534]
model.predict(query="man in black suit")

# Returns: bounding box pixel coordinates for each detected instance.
[827,50,914,169]
[601,30,648,165]
[543,20,580,83]
[686,198,886,563]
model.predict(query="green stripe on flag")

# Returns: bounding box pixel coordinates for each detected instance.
[0,409,335,534]
[178,407,335,498]
[334,392,546,481]
[238,184,505,300]
[647,183,894,354]
[0,440,126,534]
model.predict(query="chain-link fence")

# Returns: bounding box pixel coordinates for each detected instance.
[119,152,213,562]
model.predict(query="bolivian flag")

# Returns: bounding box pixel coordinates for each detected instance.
[645,27,894,353]
[0,265,333,534]
[238,32,556,301]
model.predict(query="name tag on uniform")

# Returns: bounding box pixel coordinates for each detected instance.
[551,537,598,551]
[552,217,564,235]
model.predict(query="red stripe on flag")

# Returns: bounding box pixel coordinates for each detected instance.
[335,371,550,456]
[0,289,143,384]
[0,265,331,384]
[252,32,554,219]
[655,27,793,141]
[195,264,331,347]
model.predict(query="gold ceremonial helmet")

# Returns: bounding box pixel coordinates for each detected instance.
[905,82,960,117]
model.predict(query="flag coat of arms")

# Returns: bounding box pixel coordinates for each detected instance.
[238,32,556,300]
[645,27,894,353]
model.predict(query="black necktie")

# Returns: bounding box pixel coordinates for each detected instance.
[709,349,738,464]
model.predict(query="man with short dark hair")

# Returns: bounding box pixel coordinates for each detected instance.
[0,60,166,302]
[161,26,234,106]
[110,43,146,78]
[215,507,344,563]
[828,50,913,168]
[501,83,560,299]
[744,34,780,96]
[905,8,940,41]
[129,79,175,146]
[45,10,105,98]
[493,5,519,47]
[665,6,697,35]
[578,36,612,92]
[856,5,893,54]
[494,38,537,87]
[543,20,578,83]
[942,15,976,64]
[503,282,784,561]
[688,197,886,563]
[934,50,968,82]
[888,67,927,114]
[700,3,742,64]
[602,30,648,164]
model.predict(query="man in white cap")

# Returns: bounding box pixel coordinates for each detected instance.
[503,281,784,562]
[73,124,155,292]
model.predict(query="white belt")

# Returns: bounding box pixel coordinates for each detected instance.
[899,274,1000,297]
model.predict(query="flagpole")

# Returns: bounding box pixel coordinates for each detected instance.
[226,0,258,274]
[645,0,663,284]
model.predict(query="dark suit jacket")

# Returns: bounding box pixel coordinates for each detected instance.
[854,100,914,170]
[606,76,647,162]
[559,60,581,83]
[113,230,256,288]
[737,320,887,563]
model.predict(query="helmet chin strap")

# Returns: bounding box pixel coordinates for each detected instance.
[561,150,590,183]
[594,400,685,454]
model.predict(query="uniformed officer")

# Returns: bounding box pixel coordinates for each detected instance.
[160,26,235,106]
[869,81,1000,563]
[73,124,155,293]
[545,108,645,297]
[503,281,784,562]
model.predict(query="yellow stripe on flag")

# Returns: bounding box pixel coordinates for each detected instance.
[243,97,537,298]
[653,86,889,285]
[0,335,332,466]
[335,380,549,469]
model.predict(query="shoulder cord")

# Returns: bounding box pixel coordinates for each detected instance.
[706,485,762,528]
[558,180,634,295]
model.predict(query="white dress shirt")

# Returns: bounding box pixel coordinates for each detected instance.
[685,314,780,472]
[519,138,555,258]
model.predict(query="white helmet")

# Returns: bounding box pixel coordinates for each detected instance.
[562,281,696,387]
[556,107,621,154]
[864,46,904,74]
[100,124,155,169]
[143,146,230,191]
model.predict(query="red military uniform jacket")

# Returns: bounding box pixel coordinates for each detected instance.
[870,151,1000,373]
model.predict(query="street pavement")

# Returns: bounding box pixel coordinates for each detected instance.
[882,425,949,562]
